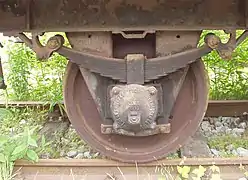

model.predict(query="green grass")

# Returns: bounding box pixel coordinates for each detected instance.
[201,30,248,100]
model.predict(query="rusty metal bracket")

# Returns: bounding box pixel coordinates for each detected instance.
[204,30,248,60]
[126,54,145,84]
[17,33,64,60]
[158,66,189,124]
[101,123,171,136]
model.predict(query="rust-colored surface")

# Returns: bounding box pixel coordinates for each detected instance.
[0,0,27,31]
[14,158,248,180]
[62,60,208,163]
[61,30,209,163]
[206,100,248,117]
[0,0,247,32]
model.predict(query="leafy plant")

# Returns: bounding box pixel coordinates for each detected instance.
[0,127,39,180]
[6,43,31,100]
[3,33,68,108]
[158,165,222,180]
[208,134,248,153]
[200,30,248,100]
[177,166,191,179]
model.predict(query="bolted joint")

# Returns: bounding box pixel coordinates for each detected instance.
[47,35,65,50]
[218,48,233,60]
[204,33,221,49]
[110,86,121,97]
[148,86,157,95]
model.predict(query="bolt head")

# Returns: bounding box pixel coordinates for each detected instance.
[47,35,64,50]
[207,36,220,49]
[219,50,232,60]
[148,86,157,95]
[105,128,112,134]
[111,87,121,96]
[47,39,59,49]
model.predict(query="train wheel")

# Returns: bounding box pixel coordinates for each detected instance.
[63,56,209,163]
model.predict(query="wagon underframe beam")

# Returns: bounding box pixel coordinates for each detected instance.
[0,0,248,32]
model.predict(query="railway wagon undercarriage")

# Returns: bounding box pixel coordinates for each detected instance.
[1,0,248,163]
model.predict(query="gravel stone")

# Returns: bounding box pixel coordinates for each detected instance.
[230,118,241,128]
[239,122,247,129]
[60,151,65,157]
[210,149,220,157]
[223,122,229,127]
[225,128,232,134]
[83,151,92,158]
[217,117,222,121]
[210,125,215,130]
[181,135,212,158]
[216,126,226,134]
[19,119,26,125]
[75,153,84,159]
[232,128,245,136]
[201,121,211,132]
[232,149,239,156]
[238,178,247,180]
[211,130,218,135]
[226,144,234,151]
[40,153,51,159]
[214,121,222,128]
[222,117,231,124]
[204,131,212,137]
[67,151,78,158]
[237,147,248,157]
[209,118,215,125]
[93,152,100,157]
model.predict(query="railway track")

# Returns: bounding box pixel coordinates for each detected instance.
[0,100,248,117]
[4,100,248,180]
[14,158,248,180]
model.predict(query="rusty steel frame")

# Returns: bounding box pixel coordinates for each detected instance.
[0,0,248,32]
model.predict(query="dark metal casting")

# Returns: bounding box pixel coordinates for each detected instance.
[101,84,170,136]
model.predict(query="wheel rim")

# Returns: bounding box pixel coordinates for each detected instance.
[63,60,209,163]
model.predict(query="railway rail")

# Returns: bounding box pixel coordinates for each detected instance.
[13,158,248,180]
[5,100,248,180]
[0,100,247,117]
